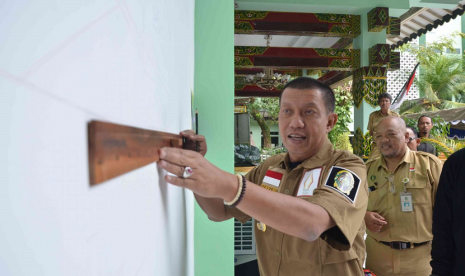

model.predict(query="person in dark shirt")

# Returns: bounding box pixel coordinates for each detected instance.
[430,148,465,276]
[417,115,437,156]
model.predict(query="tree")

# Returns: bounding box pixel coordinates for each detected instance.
[329,82,353,151]
[398,34,465,114]
[247,98,280,149]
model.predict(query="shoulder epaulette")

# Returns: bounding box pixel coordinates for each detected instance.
[365,156,380,165]
[415,151,442,165]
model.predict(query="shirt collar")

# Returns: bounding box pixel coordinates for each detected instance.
[277,139,334,170]
[379,109,393,117]
[376,147,413,170]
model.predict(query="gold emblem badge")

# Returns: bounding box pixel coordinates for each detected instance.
[333,170,355,195]
[303,172,313,190]
[257,221,266,232]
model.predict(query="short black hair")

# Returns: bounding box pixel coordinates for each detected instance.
[406,126,418,138]
[378,93,393,104]
[278,77,335,114]
[417,115,432,124]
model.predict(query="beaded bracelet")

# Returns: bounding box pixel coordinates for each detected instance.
[224,174,246,206]
[232,175,246,207]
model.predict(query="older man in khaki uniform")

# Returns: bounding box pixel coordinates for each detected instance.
[365,117,442,276]
[158,77,368,276]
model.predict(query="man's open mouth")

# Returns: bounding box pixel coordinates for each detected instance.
[288,134,306,141]
[380,144,392,150]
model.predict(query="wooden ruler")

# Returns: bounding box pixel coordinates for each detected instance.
[88,120,194,185]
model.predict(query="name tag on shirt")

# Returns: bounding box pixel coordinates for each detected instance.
[400,192,413,212]
[261,169,283,192]
[296,168,322,197]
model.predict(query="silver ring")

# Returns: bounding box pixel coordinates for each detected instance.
[183,166,193,178]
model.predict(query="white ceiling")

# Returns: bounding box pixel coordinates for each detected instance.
[388,2,465,47]
[235,34,341,48]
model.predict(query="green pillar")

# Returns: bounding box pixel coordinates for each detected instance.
[419,33,426,45]
[194,1,234,276]
[462,15,465,55]
[352,8,388,157]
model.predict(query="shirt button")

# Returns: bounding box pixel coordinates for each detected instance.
[412,184,416,187]
[389,206,392,210]
[284,189,290,195]
[275,250,280,256]
[391,224,394,227]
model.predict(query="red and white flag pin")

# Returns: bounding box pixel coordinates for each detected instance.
[263,170,283,188]
[409,167,415,172]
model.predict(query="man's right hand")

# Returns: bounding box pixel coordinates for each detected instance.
[365,211,387,233]
[181,130,207,157]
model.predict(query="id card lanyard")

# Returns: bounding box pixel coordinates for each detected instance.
[400,167,413,212]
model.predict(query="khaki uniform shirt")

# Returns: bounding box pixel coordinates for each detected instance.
[367,109,400,135]
[366,149,442,243]
[227,139,368,276]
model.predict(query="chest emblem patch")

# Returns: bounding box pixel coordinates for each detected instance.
[296,168,322,197]
[324,166,361,204]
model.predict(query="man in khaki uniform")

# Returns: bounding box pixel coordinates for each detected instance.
[229,136,368,275]
[365,117,442,276]
[158,77,369,276]
[367,93,399,160]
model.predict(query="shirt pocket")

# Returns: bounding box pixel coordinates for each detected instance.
[405,176,429,204]
[367,180,388,212]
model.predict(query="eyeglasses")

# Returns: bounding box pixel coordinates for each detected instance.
[408,137,416,142]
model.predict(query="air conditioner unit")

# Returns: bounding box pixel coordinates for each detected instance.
[234,218,256,255]
[234,218,258,267]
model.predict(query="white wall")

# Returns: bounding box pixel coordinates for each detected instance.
[0,1,194,275]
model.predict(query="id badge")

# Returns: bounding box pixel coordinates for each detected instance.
[400,192,413,212]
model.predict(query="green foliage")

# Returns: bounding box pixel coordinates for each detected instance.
[403,115,450,137]
[329,84,353,151]
[403,115,456,157]
[399,34,458,65]
[398,33,465,114]
[332,132,353,152]
[421,135,465,158]
[247,98,280,122]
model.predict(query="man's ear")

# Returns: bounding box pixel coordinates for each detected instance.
[415,138,421,147]
[326,113,338,133]
[404,131,410,143]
